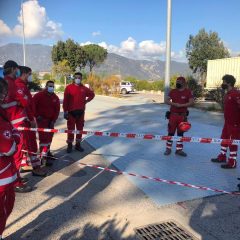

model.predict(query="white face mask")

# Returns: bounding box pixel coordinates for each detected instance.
[27,75,33,82]
[47,86,54,93]
[75,78,81,85]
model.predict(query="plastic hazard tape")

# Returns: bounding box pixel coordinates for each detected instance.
[22,149,240,196]
[18,127,240,145]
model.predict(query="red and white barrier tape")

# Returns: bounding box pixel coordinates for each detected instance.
[17,127,240,145]
[22,149,240,196]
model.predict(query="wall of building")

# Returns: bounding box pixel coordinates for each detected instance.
[206,57,240,88]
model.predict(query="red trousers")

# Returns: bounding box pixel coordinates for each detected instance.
[14,121,41,168]
[0,187,15,235]
[166,113,186,150]
[37,119,54,155]
[67,114,84,143]
[220,123,240,153]
[168,114,185,135]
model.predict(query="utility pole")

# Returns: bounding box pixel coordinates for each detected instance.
[164,0,172,103]
[21,0,26,66]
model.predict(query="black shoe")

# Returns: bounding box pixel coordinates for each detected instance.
[45,159,54,167]
[67,143,73,153]
[75,142,84,152]
[15,184,32,193]
[164,149,171,156]
[221,163,237,169]
[175,150,187,157]
[32,167,47,177]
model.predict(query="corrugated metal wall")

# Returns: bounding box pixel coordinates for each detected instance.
[206,57,240,88]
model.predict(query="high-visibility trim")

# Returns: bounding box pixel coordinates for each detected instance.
[0,173,17,186]
[0,163,11,174]
[11,117,27,125]
[2,142,16,156]
[1,101,18,109]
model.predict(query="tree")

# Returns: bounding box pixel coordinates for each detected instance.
[52,60,72,87]
[52,39,88,72]
[52,41,66,64]
[186,28,230,86]
[75,46,88,70]
[43,73,51,80]
[83,44,108,72]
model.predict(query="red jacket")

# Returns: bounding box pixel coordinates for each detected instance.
[63,83,95,112]
[33,90,60,122]
[169,88,193,113]
[15,78,35,122]
[1,76,28,127]
[0,110,18,191]
[224,89,240,125]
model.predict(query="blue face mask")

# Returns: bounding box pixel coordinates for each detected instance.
[15,69,21,78]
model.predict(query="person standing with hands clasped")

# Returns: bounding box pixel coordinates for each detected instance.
[33,81,60,166]
[164,77,194,157]
[63,72,95,153]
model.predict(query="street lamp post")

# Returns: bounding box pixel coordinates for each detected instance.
[21,0,26,66]
[164,0,172,103]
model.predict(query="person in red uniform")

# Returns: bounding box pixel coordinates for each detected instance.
[33,81,60,165]
[211,75,240,169]
[2,61,32,192]
[63,72,95,153]
[0,79,19,240]
[15,66,47,176]
[164,76,194,157]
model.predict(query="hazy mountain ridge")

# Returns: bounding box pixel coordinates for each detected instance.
[0,43,191,79]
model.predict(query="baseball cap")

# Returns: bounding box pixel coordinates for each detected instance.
[176,76,186,84]
[3,60,19,69]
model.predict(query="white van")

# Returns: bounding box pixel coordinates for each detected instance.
[120,81,134,94]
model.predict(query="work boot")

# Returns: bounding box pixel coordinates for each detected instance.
[67,143,73,153]
[15,183,32,193]
[20,165,33,173]
[211,153,227,163]
[164,148,171,156]
[75,141,84,152]
[221,158,237,169]
[175,150,187,157]
[32,166,47,177]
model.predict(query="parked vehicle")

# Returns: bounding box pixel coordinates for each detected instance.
[120,81,134,94]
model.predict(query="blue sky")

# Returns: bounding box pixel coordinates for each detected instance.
[0,0,239,61]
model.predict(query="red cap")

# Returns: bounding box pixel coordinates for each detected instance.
[178,122,191,132]
[176,76,186,84]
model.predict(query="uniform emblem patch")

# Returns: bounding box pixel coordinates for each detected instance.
[3,130,11,139]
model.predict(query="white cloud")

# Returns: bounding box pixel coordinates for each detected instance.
[139,40,166,56]
[1,0,63,39]
[120,37,137,52]
[79,37,186,62]
[0,19,12,36]
[92,31,101,37]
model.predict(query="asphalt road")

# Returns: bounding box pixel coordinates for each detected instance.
[4,94,240,240]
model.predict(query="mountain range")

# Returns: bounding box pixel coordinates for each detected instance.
[0,43,191,80]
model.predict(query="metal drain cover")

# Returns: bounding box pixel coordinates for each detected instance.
[135,221,198,240]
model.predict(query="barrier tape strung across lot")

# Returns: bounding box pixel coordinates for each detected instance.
[18,127,240,145]
[22,149,240,196]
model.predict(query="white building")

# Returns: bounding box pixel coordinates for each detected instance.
[206,57,240,89]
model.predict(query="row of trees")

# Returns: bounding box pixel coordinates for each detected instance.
[51,39,108,84]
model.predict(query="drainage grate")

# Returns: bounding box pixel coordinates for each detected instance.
[135,221,198,240]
